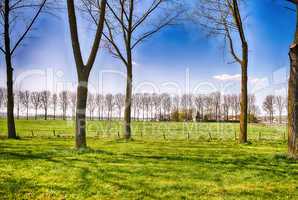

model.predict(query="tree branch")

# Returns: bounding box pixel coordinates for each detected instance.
[86,0,107,69]
[11,0,47,55]
[67,0,85,72]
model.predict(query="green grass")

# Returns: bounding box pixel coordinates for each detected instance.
[0,120,297,199]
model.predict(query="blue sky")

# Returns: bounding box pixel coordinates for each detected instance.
[0,0,295,104]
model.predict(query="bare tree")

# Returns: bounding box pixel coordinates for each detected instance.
[84,0,183,138]
[0,0,51,138]
[70,92,77,119]
[248,94,256,117]
[52,93,58,120]
[195,0,249,143]
[222,95,232,121]
[194,94,204,121]
[132,93,142,120]
[87,93,96,120]
[95,94,104,120]
[0,88,5,111]
[161,93,172,120]
[59,91,69,120]
[172,95,180,113]
[105,93,114,120]
[275,95,286,124]
[40,91,51,120]
[181,94,193,121]
[114,93,125,119]
[15,91,21,119]
[152,93,161,120]
[143,93,151,120]
[204,95,213,120]
[212,92,221,121]
[30,92,41,120]
[67,0,107,149]
[20,91,30,120]
[231,94,240,120]
[131,94,137,120]
[263,95,275,124]
[149,94,155,120]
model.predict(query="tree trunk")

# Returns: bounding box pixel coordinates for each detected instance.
[239,42,248,143]
[17,104,20,119]
[142,105,145,121]
[98,108,101,120]
[124,64,132,139]
[26,106,29,120]
[4,0,17,139]
[44,107,47,120]
[53,107,56,120]
[75,77,88,149]
[288,41,298,158]
[6,54,16,138]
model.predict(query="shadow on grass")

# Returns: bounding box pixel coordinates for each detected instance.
[1,139,298,199]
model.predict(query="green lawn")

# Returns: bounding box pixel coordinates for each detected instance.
[0,120,297,199]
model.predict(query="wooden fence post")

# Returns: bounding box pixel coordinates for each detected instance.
[208,132,212,141]
[31,130,34,137]
[53,130,56,137]
[258,132,261,141]
[187,132,190,141]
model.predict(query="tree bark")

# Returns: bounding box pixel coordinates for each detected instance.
[53,107,56,120]
[17,104,20,119]
[5,53,16,138]
[45,107,47,120]
[239,42,248,143]
[75,77,88,149]
[124,63,132,139]
[288,43,298,158]
[35,108,37,120]
[26,106,29,120]
[4,0,17,139]
[67,0,106,149]
[98,108,101,120]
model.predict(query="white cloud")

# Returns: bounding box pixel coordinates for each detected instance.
[132,60,138,66]
[213,74,241,81]
[249,77,269,93]
[212,73,272,97]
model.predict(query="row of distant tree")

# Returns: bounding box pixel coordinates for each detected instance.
[1,0,296,154]
[0,87,287,123]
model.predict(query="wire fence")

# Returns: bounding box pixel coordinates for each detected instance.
[0,121,287,142]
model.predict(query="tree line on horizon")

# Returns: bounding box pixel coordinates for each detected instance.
[0,87,287,124]
[1,0,298,158]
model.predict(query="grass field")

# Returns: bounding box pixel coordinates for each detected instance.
[0,119,297,199]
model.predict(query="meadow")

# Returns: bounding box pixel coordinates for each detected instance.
[0,119,297,199]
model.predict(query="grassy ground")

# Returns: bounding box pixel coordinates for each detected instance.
[0,120,297,199]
